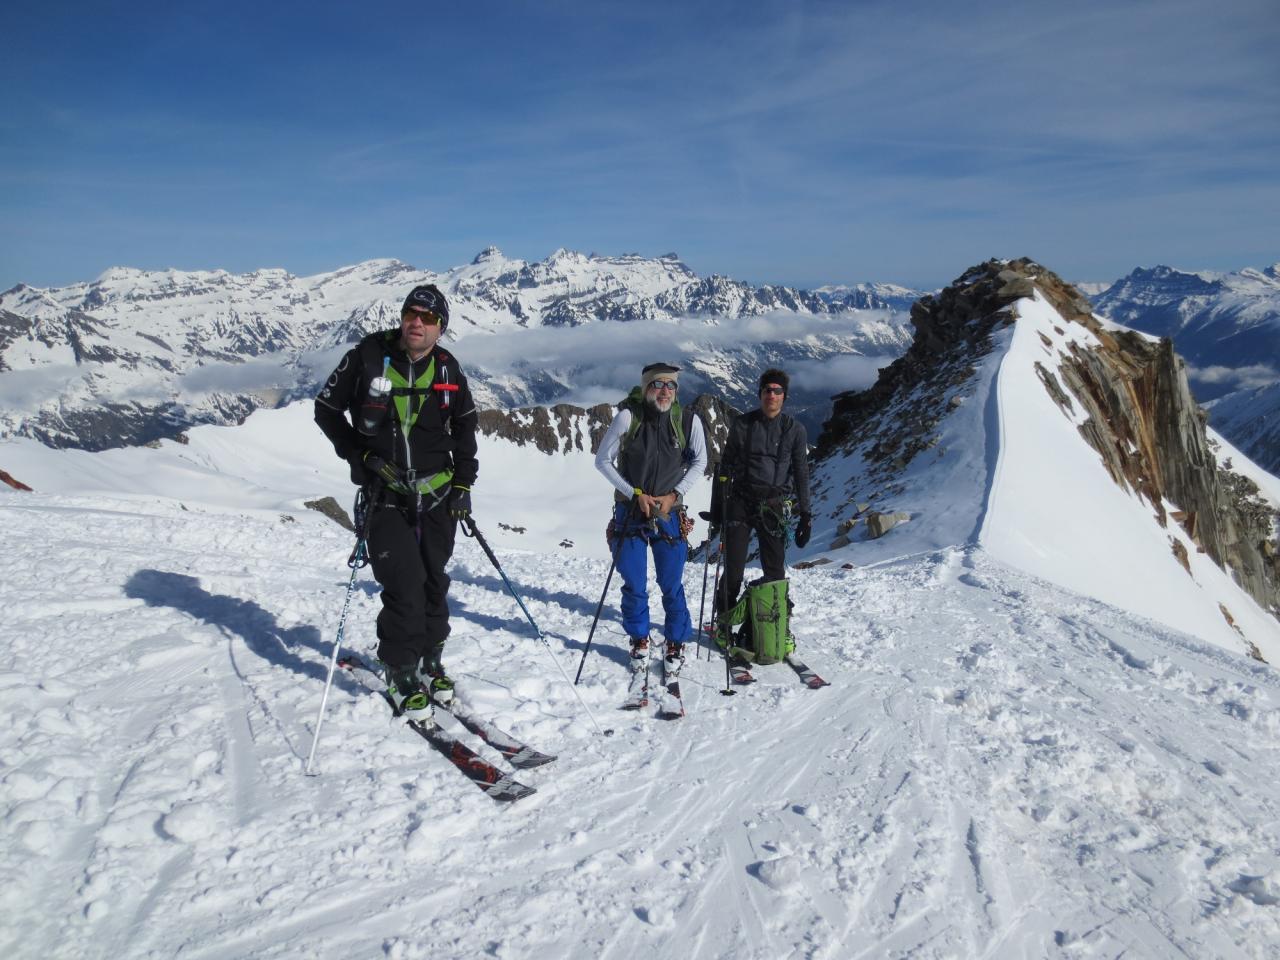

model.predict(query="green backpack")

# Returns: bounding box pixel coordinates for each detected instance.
[618,386,694,452]
[720,578,795,664]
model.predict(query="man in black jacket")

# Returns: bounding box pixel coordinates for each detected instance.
[314,283,478,721]
[711,367,812,643]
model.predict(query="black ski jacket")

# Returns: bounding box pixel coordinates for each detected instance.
[718,409,811,515]
[314,330,479,488]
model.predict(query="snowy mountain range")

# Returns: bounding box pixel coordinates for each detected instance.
[3,255,1280,957]
[1092,264,1280,473]
[0,248,915,451]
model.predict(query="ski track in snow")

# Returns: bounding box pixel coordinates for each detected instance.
[2,495,1280,959]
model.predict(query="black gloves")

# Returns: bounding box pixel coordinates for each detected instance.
[361,451,402,486]
[795,512,812,548]
[448,485,472,520]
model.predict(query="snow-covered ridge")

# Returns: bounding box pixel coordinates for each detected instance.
[0,248,917,451]
[809,258,1280,662]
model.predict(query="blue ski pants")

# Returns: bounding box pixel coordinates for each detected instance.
[612,503,692,645]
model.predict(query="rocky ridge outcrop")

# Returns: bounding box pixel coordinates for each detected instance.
[815,258,1280,625]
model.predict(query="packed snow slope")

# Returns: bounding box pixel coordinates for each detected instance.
[4,409,1280,958]
[806,287,1280,664]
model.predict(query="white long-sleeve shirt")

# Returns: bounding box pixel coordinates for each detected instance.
[594,407,708,498]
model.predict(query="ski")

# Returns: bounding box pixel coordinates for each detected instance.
[730,660,755,685]
[784,654,830,689]
[338,657,537,802]
[443,702,557,769]
[340,655,554,768]
[656,649,685,720]
[620,645,652,710]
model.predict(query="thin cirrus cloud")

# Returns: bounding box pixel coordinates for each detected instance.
[1,0,1276,292]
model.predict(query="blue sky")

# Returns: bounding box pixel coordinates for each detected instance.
[3,0,1277,291]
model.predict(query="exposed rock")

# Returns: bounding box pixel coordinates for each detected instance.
[1,469,32,491]
[305,496,354,532]
[792,557,832,569]
[828,534,852,550]
[1171,538,1190,573]
[867,511,911,539]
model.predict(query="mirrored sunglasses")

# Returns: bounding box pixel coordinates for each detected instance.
[403,308,442,326]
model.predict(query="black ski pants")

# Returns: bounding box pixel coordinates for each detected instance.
[714,497,787,614]
[367,496,456,669]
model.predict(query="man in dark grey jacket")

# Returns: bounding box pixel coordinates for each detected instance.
[711,368,812,635]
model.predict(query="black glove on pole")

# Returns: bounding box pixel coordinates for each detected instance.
[795,512,812,549]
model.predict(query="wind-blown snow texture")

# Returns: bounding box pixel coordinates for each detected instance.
[3,283,1280,957]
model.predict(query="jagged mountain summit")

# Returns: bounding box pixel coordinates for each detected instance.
[1091,263,1280,400]
[0,248,916,451]
[809,258,1280,662]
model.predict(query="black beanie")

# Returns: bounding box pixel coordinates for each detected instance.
[759,368,789,395]
[401,284,450,329]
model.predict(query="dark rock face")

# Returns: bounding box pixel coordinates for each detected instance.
[815,257,1280,627]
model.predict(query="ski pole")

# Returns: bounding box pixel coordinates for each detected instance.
[693,524,714,662]
[715,472,736,696]
[573,503,633,685]
[460,516,542,636]
[306,483,380,775]
[461,517,610,736]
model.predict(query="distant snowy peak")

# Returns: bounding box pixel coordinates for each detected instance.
[0,247,913,450]
[1091,262,1280,392]
[815,281,922,313]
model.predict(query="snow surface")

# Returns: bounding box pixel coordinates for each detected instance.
[4,381,1280,957]
[4,282,1280,957]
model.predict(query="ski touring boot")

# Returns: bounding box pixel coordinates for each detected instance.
[418,656,455,707]
[384,662,434,723]
[622,635,652,710]
[663,640,686,680]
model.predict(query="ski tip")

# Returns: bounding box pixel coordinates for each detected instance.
[486,781,537,802]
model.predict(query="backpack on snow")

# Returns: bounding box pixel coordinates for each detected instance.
[721,578,795,664]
